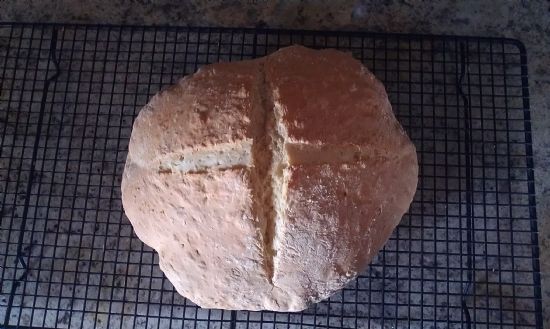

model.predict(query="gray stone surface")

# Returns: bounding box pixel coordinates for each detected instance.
[0,0,549,328]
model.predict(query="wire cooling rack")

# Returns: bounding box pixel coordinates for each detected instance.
[0,23,542,329]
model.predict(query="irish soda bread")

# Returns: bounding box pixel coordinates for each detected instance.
[121,45,418,312]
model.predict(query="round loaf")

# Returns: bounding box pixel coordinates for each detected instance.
[121,45,418,311]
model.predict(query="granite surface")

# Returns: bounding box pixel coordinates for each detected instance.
[0,0,549,327]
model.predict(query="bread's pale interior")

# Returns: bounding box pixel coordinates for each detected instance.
[158,140,253,174]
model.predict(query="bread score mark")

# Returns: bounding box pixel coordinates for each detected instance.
[261,75,288,285]
[285,143,395,166]
[154,140,387,175]
[251,63,278,284]
[157,140,253,174]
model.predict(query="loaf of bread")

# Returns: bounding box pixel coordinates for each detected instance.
[121,45,418,312]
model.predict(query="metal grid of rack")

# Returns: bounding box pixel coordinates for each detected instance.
[0,23,542,329]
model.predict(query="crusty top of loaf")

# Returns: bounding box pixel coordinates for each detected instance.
[121,45,418,312]
[127,59,265,168]
[265,46,407,151]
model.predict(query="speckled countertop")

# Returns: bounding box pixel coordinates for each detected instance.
[1,0,549,326]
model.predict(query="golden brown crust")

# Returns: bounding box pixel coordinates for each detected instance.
[121,45,418,311]
[264,46,405,150]
[121,59,279,310]
[274,151,418,304]
[127,60,265,168]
